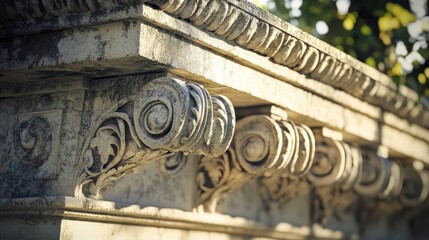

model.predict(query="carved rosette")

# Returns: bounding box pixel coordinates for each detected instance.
[75,77,235,198]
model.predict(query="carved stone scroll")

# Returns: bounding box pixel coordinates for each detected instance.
[257,123,315,209]
[75,77,235,198]
[14,116,52,168]
[354,149,394,198]
[355,162,428,233]
[196,112,316,212]
[196,115,284,212]
[400,165,429,207]
[307,129,363,226]
[354,150,406,231]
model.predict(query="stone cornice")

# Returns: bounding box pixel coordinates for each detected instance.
[0,0,428,128]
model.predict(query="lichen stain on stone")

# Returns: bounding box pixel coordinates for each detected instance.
[94,34,108,60]
[57,30,97,62]
[14,32,63,68]
[121,21,132,39]
[122,21,130,33]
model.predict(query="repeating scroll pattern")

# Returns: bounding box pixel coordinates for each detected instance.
[76,77,235,198]
[306,136,428,227]
[2,0,428,127]
[195,111,429,220]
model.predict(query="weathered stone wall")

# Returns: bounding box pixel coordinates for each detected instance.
[1,1,429,240]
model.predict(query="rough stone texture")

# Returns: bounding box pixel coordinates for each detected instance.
[0,82,85,198]
[1,1,429,239]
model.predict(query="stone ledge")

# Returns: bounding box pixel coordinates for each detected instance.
[0,196,345,239]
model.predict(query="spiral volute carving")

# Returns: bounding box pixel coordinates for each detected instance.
[307,135,346,187]
[234,115,283,175]
[400,166,429,206]
[354,150,390,197]
[134,77,235,156]
[77,77,235,198]
[14,116,52,168]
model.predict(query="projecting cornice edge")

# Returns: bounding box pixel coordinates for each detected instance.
[0,0,428,128]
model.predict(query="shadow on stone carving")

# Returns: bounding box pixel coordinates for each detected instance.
[74,77,235,198]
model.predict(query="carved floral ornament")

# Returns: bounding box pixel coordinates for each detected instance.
[75,77,235,198]
[70,75,426,222]
[196,115,429,222]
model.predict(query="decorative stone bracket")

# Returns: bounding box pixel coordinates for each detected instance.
[307,131,428,227]
[75,77,235,198]
[194,112,429,224]
[307,128,363,226]
[196,114,315,212]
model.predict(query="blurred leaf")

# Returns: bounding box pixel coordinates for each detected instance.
[366,57,377,67]
[386,3,415,26]
[418,73,427,84]
[378,13,400,31]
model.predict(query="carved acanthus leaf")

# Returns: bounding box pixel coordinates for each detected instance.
[258,175,308,210]
[76,77,235,198]
[196,115,284,213]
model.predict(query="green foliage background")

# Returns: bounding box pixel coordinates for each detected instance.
[255,0,429,98]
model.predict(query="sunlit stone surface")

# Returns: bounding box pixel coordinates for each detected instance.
[1,1,429,240]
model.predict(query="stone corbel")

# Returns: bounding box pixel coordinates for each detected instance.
[74,77,235,198]
[257,122,315,210]
[196,107,315,212]
[196,115,284,213]
[306,128,362,226]
[354,147,400,198]
[399,164,429,207]
[354,148,405,231]
[356,161,429,226]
